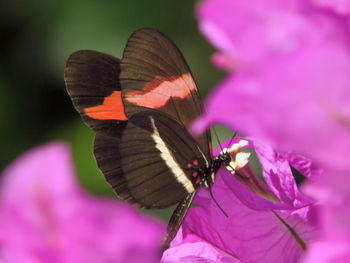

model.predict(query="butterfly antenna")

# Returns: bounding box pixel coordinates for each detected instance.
[227,131,237,148]
[212,126,224,152]
[209,187,228,217]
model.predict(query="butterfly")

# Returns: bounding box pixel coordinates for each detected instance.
[64,28,236,246]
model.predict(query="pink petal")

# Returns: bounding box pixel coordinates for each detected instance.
[162,229,239,263]
[197,0,320,68]
[311,0,350,16]
[195,0,350,171]
[212,138,313,213]
[0,142,164,263]
[194,42,350,170]
[302,170,350,262]
[278,152,322,179]
[303,239,350,263]
[0,142,79,202]
[303,171,350,236]
[251,138,313,210]
[181,173,317,263]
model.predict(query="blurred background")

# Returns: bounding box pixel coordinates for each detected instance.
[0,0,227,220]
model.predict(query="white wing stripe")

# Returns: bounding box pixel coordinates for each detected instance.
[150,117,194,193]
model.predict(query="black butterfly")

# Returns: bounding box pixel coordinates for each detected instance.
[64,28,234,246]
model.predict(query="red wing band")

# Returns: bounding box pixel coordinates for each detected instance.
[124,73,196,109]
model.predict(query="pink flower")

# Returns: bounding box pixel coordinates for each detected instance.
[194,0,350,261]
[162,138,318,263]
[302,172,350,263]
[311,0,350,16]
[193,0,350,171]
[218,137,317,213]
[0,142,164,263]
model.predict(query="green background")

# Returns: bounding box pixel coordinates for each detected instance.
[0,0,229,221]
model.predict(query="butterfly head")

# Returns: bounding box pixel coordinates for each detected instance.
[201,139,251,189]
[199,151,230,189]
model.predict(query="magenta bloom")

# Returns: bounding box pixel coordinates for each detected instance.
[311,0,350,16]
[162,138,318,263]
[194,0,350,171]
[302,172,350,262]
[0,142,164,263]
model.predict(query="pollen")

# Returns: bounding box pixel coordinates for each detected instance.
[226,152,251,172]
[220,139,249,156]
[235,152,250,168]
[222,139,251,175]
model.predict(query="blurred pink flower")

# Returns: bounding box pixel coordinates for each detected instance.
[193,0,350,171]
[302,172,350,263]
[162,139,318,263]
[0,142,164,263]
[311,0,350,16]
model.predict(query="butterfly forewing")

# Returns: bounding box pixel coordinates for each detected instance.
[119,111,207,208]
[64,50,136,202]
[64,50,127,133]
[120,28,211,160]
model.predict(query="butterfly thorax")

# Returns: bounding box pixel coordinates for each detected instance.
[200,152,232,188]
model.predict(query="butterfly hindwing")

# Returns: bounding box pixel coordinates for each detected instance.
[120,28,211,160]
[119,110,207,208]
[93,130,139,203]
